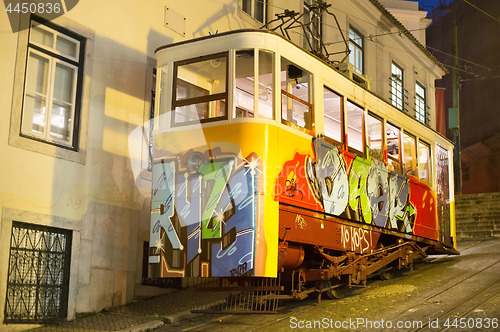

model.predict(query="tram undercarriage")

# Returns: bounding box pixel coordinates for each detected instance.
[191,206,457,314]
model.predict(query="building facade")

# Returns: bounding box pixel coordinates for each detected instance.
[426,0,500,194]
[0,0,445,327]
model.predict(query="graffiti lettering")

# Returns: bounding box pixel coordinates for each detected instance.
[295,214,309,230]
[367,163,389,228]
[306,141,349,215]
[150,151,259,278]
[348,158,372,223]
[230,262,248,277]
[341,225,372,253]
[278,137,418,234]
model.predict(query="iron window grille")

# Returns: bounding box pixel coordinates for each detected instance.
[4,221,72,324]
[391,61,405,111]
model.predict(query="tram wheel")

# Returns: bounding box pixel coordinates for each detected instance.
[322,280,347,299]
[378,267,396,280]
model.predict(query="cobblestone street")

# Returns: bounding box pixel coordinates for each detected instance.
[154,239,500,331]
[20,238,499,332]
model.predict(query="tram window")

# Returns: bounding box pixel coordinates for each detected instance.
[418,140,431,183]
[172,53,228,125]
[280,57,313,132]
[323,87,342,144]
[258,50,274,119]
[235,50,255,118]
[346,100,365,153]
[367,113,383,161]
[386,122,402,173]
[403,132,417,175]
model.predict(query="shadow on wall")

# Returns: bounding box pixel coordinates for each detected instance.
[50,30,174,314]
[193,2,243,37]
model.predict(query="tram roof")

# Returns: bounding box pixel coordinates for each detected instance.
[155,29,453,147]
[155,5,447,75]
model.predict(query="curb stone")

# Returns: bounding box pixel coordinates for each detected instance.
[116,319,165,332]
[163,309,202,324]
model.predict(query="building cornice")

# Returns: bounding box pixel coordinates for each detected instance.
[368,0,449,74]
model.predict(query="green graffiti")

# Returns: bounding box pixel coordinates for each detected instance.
[199,161,234,239]
[348,158,372,223]
[396,202,416,233]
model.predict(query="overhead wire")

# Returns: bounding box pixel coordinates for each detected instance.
[207,0,493,79]
[425,46,492,71]
[463,0,500,23]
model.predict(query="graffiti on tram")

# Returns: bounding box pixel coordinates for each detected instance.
[276,137,437,238]
[149,149,261,278]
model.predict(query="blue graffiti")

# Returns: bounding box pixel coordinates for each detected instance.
[150,153,258,277]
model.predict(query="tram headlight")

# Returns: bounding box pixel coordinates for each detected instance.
[186,152,204,172]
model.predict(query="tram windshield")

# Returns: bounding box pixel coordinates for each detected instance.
[172,52,228,126]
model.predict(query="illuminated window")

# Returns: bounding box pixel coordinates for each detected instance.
[242,0,267,23]
[229,49,274,120]
[172,52,228,125]
[235,50,255,118]
[403,132,417,175]
[367,113,383,161]
[386,122,402,173]
[21,20,84,149]
[280,57,313,133]
[415,82,428,124]
[346,100,365,154]
[258,50,274,119]
[349,27,364,75]
[323,87,342,144]
[418,140,431,183]
[391,62,404,111]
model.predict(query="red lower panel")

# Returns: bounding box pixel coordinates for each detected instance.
[279,207,381,254]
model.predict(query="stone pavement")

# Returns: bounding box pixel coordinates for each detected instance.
[24,239,498,332]
[27,288,228,332]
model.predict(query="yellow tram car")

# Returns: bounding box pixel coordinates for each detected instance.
[149,30,457,295]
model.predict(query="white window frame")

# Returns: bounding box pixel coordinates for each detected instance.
[415,81,428,125]
[391,61,404,111]
[348,27,364,75]
[241,0,267,23]
[21,20,83,149]
[9,15,93,164]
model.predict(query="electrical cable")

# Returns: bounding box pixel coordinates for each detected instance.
[463,0,500,23]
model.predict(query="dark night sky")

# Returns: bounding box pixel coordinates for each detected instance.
[405,0,447,14]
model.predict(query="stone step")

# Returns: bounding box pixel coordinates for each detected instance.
[455,193,500,201]
[456,229,500,240]
[457,223,500,232]
[455,198,500,204]
[455,202,500,208]
[454,193,500,240]
[456,219,500,225]
[455,212,500,220]
[456,218,498,224]
[456,218,500,225]
[455,200,500,206]
[456,192,500,198]
[455,197,500,202]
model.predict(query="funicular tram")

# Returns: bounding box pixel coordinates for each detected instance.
[149,29,458,312]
